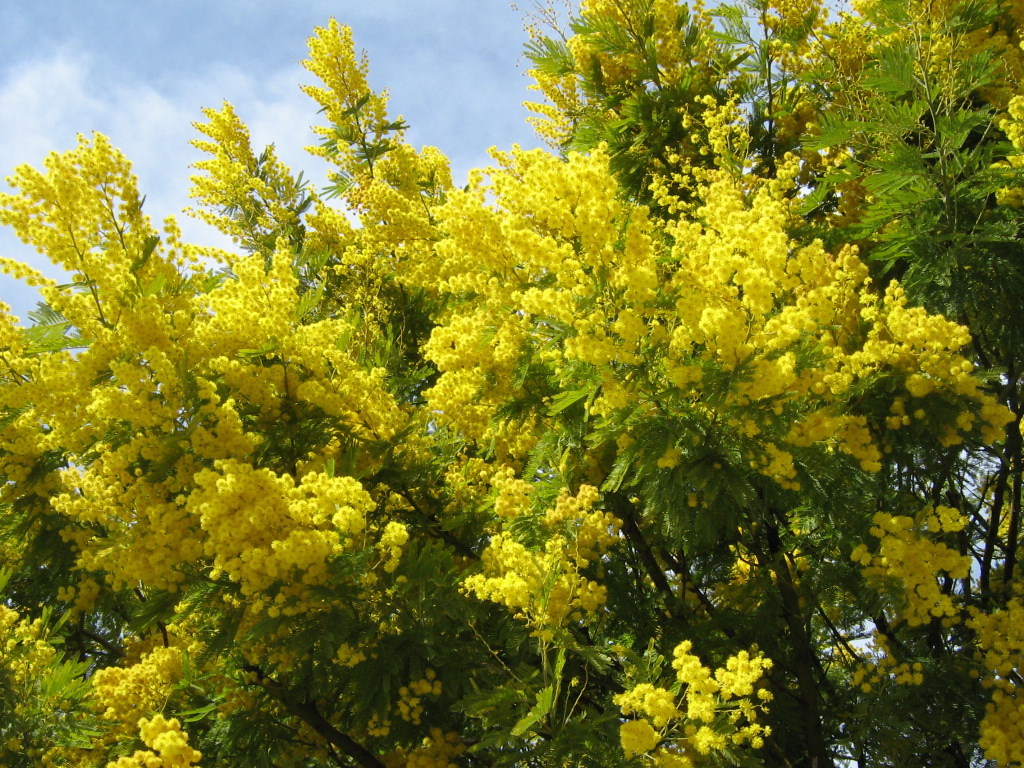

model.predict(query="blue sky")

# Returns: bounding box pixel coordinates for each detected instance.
[0,1,546,321]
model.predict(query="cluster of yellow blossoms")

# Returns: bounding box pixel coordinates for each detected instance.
[850,632,925,692]
[615,641,773,765]
[572,0,714,87]
[523,0,718,148]
[105,715,201,768]
[382,728,466,768]
[968,597,1024,766]
[851,506,970,628]
[91,646,184,741]
[463,484,620,633]
[396,671,443,725]
[188,102,306,251]
[186,461,375,614]
[997,80,1024,207]
[299,18,449,294]
[0,605,56,690]
[423,138,1013,501]
[0,109,425,611]
[0,52,441,756]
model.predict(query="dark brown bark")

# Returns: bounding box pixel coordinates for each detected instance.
[244,666,386,768]
[608,492,676,617]
[979,458,1008,596]
[764,520,834,768]
[1004,423,1022,586]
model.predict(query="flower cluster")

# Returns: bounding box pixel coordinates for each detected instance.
[614,641,773,765]
[968,597,1024,766]
[382,728,466,768]
[187,461,375,615]
[850,632,925,692]
[2,9,1023,767]
[462,485,619,633]
[0,605,57,694]
[396,671,442,725]
[91,647,183,741]
[188,102,307,251]
[852,507,971,627]
[105,715,202,768]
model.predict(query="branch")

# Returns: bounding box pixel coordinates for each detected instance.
[244,666,386,768]
[76,626,124,660]
[606,492,676,618]
[395,485,479,560]
[763,517,834,768]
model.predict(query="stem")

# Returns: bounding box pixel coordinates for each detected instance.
[764,519,833,768]
[980,453,1008,597]
[245,666,386,768]
[607,493,676,618]
[1003,414,1022,586]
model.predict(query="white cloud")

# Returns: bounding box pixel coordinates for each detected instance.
[0,6,546,321]
[0,50,323,319]
[0,54,103,172]
[0,52,101,319]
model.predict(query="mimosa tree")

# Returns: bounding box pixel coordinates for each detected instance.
[2,2,1024,766]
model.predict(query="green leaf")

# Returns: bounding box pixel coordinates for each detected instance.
[548,388,591,415]
[141,274,167,297]
[178,702,219,723]
[294,284,324,320]
[129,235,161,273]
[511,684,555,736]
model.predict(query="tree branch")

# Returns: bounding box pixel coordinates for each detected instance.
[607,492,676,619]
[244,666,386,768]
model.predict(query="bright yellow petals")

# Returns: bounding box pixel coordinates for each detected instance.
[615,683,681,729]
[969,598,1024,766]
[0,605,58,693]
[615,641,773,762]
[106,715,202,768]
[426,146,662,448]
[187,460,374,610]
[91,646,184,739]
[382,727,467,768]
[299,17,452,312]
[569,0,715,90]
[378,521,410,573]
[421,135,1004,505]
[189,102,308,251]
[462,484,619,632]
[619,718,661,758]
[852,507,971,627]
[1,9,1021,767]
[524,69,581,148]
[0,134,190,339]
[302,19,393,171]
